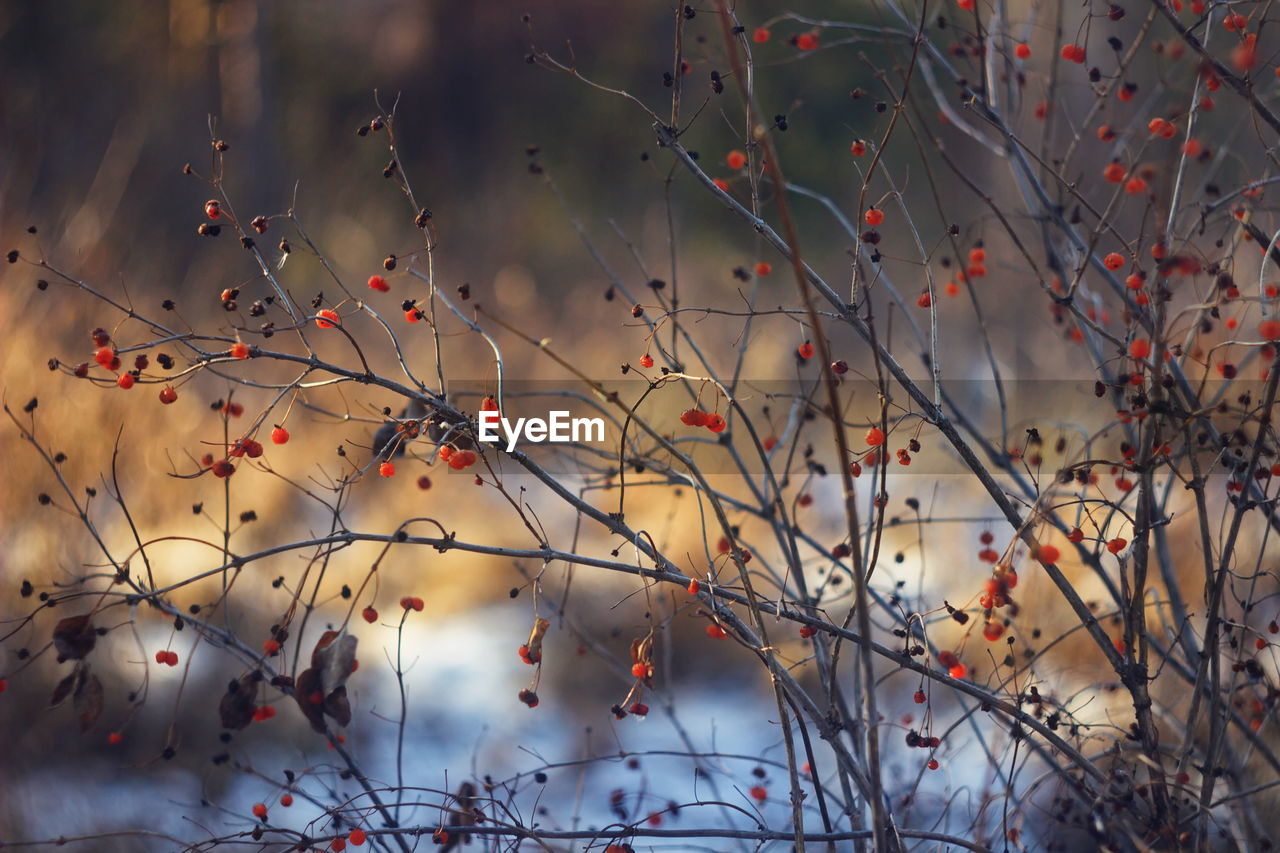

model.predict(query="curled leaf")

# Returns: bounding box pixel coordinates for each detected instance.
[52,614,97,661]
[294,667,328,733]
[50,670,79,708]
[74,670,104,733]
[525,618,550,665]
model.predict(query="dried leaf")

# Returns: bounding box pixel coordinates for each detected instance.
[312,630,357,695]
[50,670,79,708]
[219,674,260,731]
[324,685,351,727]
[74,671,104,733]
[52,614,96,661]
[525,618,550,665]
[293,667,327,733]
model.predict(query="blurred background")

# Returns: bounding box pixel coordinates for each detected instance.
[3,0,1277,850]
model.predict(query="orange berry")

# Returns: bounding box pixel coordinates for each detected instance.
[865,207,885,226]
[755,261,772,276]
[1129,338,1152,359]
[116,373,135,389]
[752,27,770,43]
[367,275,390,292]
[230,341,250,359]
[865,427,885,446]
[688,579,701,594]
[1103,252,1124,271]
[749,785,768,801]
[1125,272,1145,290]
[1103,161,1127,183]
[271,426,289,444]
[726,150,747,170]
[379,461,395,477]
[316,308,340,328]
[263,639,280,654]
[797,341,815,359]
[1125,176,1148,195]
[252,803,268,820]
[1035,544,1060,563]
[1260,319,1280,340]
[795,32,818,50]
[631,663,648,678]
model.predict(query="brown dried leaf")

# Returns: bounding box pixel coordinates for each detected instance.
[324,685,351,727]
[50,670,79,708]
[74,671,104,733]
[312,630,357,695]
[526,617,550,665]
[219,674,260,731]
[293,667,327,733]
[52,614,96,660]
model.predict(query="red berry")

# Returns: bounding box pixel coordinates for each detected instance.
[166,651,179,666]
[159,386,177,404]
[1260,319,1280,340]
[348,829,367,846]
[638,354,654,368]
[1103,253,1124,271]
[865,207,885,226]
[205,200,221,219]
[983,622,1005,641]
[263,638,280,654]
[116,373,135,389]
[230,342,250,359]
[752,27,770,42]
[688,579,701,594]
[367,275,390,292]
[755,261,772,276]
[797,341,815,359]
[749,785,767,802]
[795,32,818,50]
[1129,338,1152,359]
[252,803,268,820]
[107,731,123,744]
[155,650,167,664]
[913,690,926,704]
[1015,43,1031,59]
[706,624,728,639]
[927,759,939,770]
[379,461,395,477]
[799,625,815,639]
[850,139,867,156]
[726,150,747,170]
[1067,527,1084,543]
[1035,544,1060,563]
[271,426,289,444]
[211,460,235,478]
[865,427,885,446]
[1106,537,1127,554]
[631,663,649,678]
[706,413,727,433]
[316,308,340,328]
[362,606,378,623]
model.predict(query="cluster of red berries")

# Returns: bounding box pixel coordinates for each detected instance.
[518,643,541,665]
[680,407,727,433]
[399,596,425,611]
[154,650,179,667]
[937,650,967,680]
[438,446,478,469]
